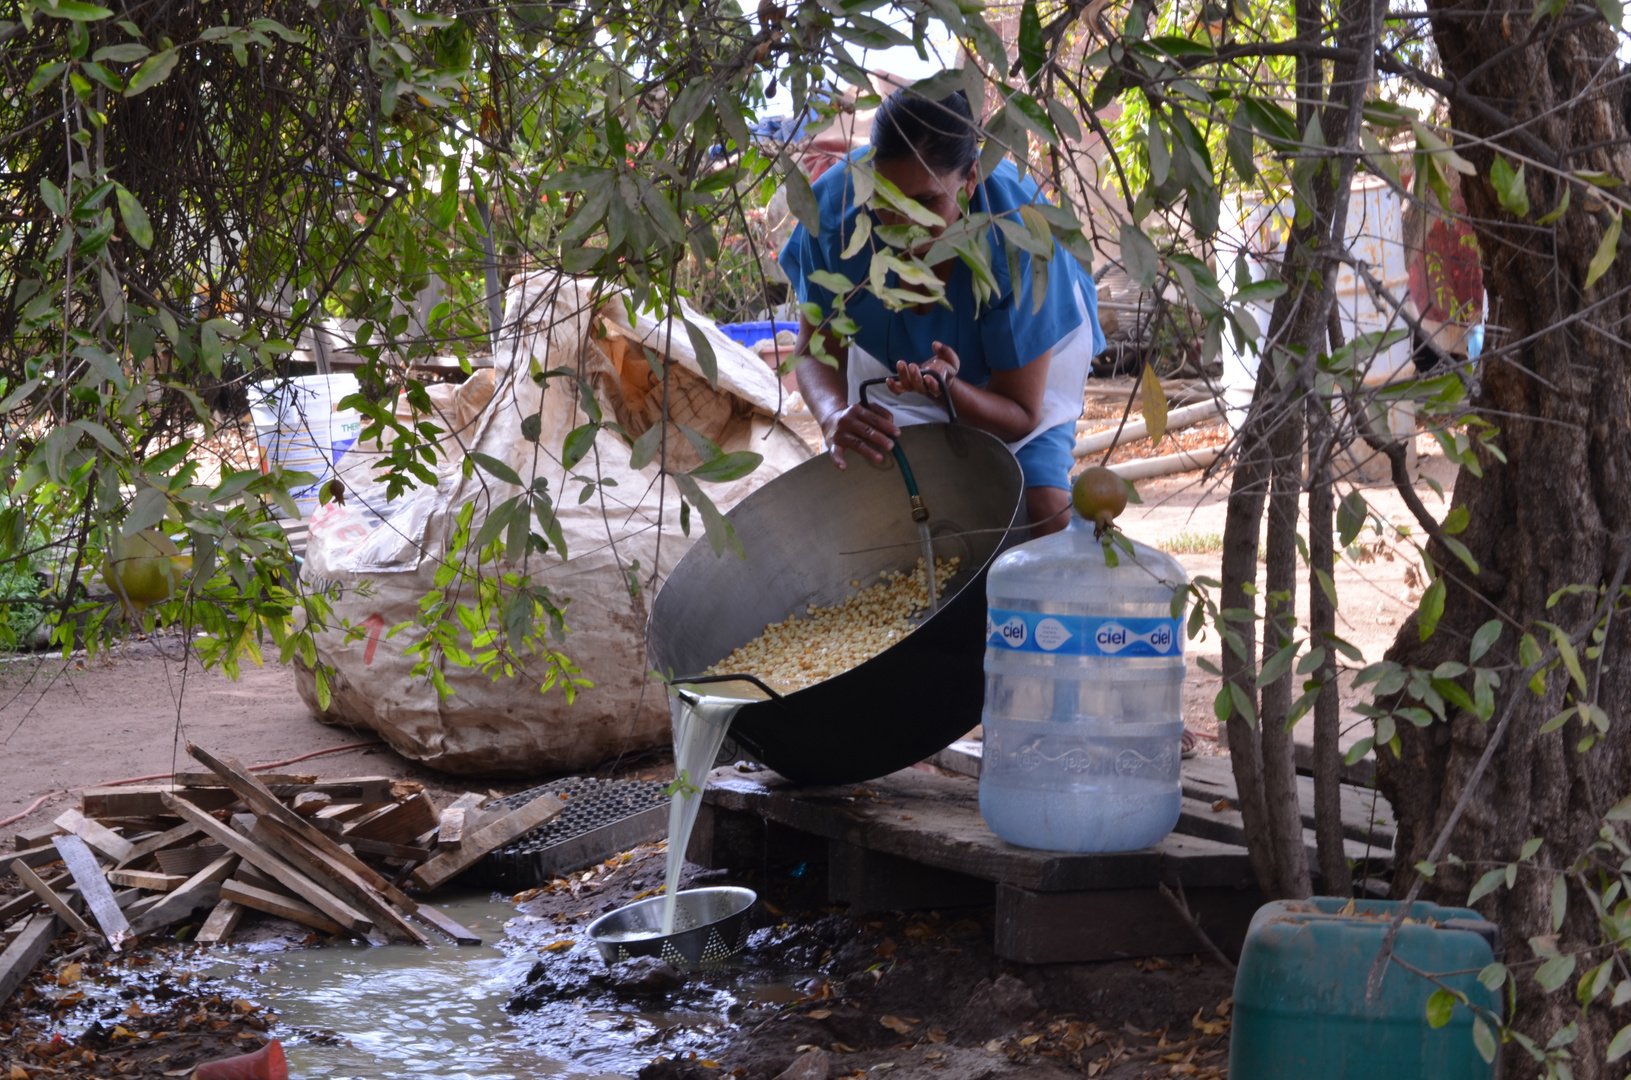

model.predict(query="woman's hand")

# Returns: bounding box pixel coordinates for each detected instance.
[886,340,960,400]
[823,401,900,470]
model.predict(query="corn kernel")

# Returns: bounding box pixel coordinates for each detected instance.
[703,556,962,693]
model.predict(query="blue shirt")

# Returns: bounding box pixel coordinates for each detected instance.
[778,155,1104,387]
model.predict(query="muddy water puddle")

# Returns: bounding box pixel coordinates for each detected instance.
[31,892,803,1080]
[203,894,551,1080]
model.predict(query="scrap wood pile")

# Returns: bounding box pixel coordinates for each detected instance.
[2,744,567,1007]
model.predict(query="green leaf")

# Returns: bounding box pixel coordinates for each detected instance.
[470,451,522,487]
[1535,953,1576,993]
[1343,736,1375,765]
[1468,867,1507,904]
[689,450,762,483]
[38,0,114,20]
[1521,837,1543,859]
[1418,577,1446,641]
[1472,1018,1496,1064]
[1257,639,1299,688]
[1228,681,1256,727]
[520,413,541,443]
[1552,874,1568,931]
[1469,619,1502,662]
[1489,155,1530,218]
[1017,0,1044,88]
[115,184,153,248]
[561,423,597,470]
[122,485,170,535]
[39,179,66,217]
[1119,223,1159,288]
[683,317,718,387]
[1599,0,1624,27]
[1337,490,1368,547]
[1609,1023,1631,1062]
[1478,963,1509,990]
[1425,988,1455,1028]
[629,423,662,471]
[1537,185,1570,226]
[784,163,820,235]
[1585,212,1621,290]
[93,42,150,62]
[1606,792,1631,820]
[1147,113,1170,189]
[124,47,179,96]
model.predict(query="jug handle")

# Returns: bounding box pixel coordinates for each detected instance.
[857,374,957,424]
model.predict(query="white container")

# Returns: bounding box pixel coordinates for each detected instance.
[249,374,362,518]
[980,514,1189,852]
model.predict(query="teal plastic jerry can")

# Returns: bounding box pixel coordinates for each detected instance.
[1230,897,1499,1079]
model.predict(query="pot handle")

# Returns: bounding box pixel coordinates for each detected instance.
[858,374,957,424]
[671,672,786,702]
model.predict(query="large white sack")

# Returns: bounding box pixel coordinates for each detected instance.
[292,273,813,775]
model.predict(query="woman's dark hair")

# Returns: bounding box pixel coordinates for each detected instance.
[871,87,979,176]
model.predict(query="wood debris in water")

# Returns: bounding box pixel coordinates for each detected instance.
[0,743,570,1008]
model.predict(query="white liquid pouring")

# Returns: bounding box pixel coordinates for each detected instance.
[659,688,756,934]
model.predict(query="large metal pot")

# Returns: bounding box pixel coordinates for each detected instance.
[648,422,1025,785]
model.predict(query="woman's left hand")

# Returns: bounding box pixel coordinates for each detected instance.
[887,341,960,399]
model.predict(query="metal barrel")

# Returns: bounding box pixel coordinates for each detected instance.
[648,423,1025,785]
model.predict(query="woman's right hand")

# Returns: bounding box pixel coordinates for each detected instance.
[822,401,900,469]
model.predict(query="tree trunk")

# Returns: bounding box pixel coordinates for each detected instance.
[1381,7,1631,1068]
[1308,419,1347,893]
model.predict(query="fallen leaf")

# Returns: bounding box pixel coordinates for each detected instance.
[874,939,897,959]
[926,1030,947,1044]
[984,1039,1005,1053]
[698,1061,721,1068]
[880,1015,917,1035]
[763,902,785,916]
[831,1043,858,1054]
[11,1066,29,1079]
[808,1009,833,1020]
[1019,1034,1042,1047]
[56,964,82,987]
[232,999,256,1014]
[1191,1008,1227,1036]
[1215,998,1232,1017]
[795,1045,821,1053]
[512,888,544,903]
[1211,798,1232,812]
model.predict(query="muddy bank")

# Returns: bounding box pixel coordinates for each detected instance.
[504,845,1234,1080]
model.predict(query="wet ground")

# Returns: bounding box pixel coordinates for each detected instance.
[2,843,1233,1079]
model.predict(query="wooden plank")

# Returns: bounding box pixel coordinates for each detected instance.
[1175,797,1390,875]
[1180,755,1395,847]
[411,792,567,891]
[7,847,63,873]
[81,785,236,819]
[436,808,467,849]
[53,809,134,864]
[345,793,441,846]
[0,871,69,925]
[293,793,332,816]
[706,769,1183,891]
[220,880,343,936]
[53,834,132,949]
[181,747,428,945]
[10,860,91,937]
[0,913,59,1008]
[126,853,240,937]
[195,900,243,945]
[174,772,317,788]
[14,824,62,851]
[106,870,189,892]
[118,824,202,869]
[159,794,374,936]
[248,818,429,945]
[155,844,228,878]
[185,746,477,945]
[173,774,410,804]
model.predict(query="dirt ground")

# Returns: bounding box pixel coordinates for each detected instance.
[506,844,1235,1080]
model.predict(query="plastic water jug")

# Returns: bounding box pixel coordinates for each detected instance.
[980,511,1188,852]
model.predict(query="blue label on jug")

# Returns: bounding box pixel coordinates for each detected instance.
[985,609,1184,657]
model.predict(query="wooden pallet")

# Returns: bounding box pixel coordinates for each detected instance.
[695,757,1394,964]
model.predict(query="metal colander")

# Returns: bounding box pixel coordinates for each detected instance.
[587,886,757,969]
